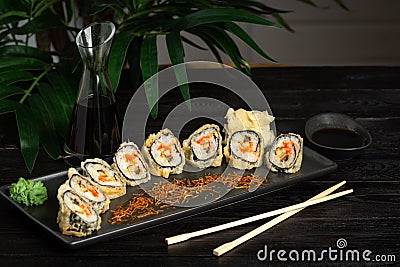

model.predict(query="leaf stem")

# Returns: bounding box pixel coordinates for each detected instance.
[19,65,52,104]
[6,24,19,45]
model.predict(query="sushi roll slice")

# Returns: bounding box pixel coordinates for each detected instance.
[223,108,275,170]
[182,124,223,169]
[58,168,110,214]
[112,142,151,186]
[225,130,263,169]
[81,158,126,199]
[267,133,303,174]
[57,190,101,237]
[141,128,185,178]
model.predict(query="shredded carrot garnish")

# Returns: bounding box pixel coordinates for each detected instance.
[108,173,267,225]
[108,194,163,224]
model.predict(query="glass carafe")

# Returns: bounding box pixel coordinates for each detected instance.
[64,21,120,165]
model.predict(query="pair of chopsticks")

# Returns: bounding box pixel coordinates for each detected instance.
[165,180,352,256]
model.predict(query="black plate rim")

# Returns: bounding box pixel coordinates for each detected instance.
[0,146,337,249]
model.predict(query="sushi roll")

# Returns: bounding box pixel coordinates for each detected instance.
[223,108,275,170]
[57,190,101,237]
[227,130,263,169]
[57,168,110,214]
[182,124,223,169]
[112,142,151,186]
[141,128,185,178]
[81,158,126,199]
[267,133,303,174]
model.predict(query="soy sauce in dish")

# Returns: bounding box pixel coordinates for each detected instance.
[311,128,365,149]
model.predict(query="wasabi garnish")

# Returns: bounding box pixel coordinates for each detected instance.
[9,177,48,206]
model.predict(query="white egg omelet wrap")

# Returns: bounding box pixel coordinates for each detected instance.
[223,108,275,170]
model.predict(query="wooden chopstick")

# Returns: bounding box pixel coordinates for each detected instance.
[213,184,353,256]
[166,181,348,246]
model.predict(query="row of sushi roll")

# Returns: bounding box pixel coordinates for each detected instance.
[56,108,304,237]
[57,168,111,237]
[57,145,152,237]
[141,108,299,177]
[221,108,303,173]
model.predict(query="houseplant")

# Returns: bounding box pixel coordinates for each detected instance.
[0,0,346,172]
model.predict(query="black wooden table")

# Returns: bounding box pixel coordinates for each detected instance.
[0,67,399,266]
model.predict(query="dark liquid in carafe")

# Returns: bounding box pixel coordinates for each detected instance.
[64,95,120,166]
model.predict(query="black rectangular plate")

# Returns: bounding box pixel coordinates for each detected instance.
[0,146,336,249]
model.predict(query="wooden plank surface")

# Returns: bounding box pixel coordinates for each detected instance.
[0,67,399,266]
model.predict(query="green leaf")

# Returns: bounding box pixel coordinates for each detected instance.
[137,0,154,10]
[186,28,225,63]
[0,45,53,63]
[166,31,191,110]
[12,14,65,35]
[63,0,74,22]
[56,56,80,86]
[0,84,24,100]
[333,0,349,10]
[32,0,59,17]
[0,16,27,27]
[209,0,288,15]
[46,72,76,116]
[0,11,29,21]
[132,0,139,10]
[181,36,207,51]
[173,8,281,31]
[121,14,173,34]
[28,94,61,160]
[38,83,70,138]
[225,22,276,62]
[296,0,317,7]
[127,36,143,90]
[0,57,47,72]
[193,32,223,63]
[272,13,294,32]
[0,0,29,11]
[0,99,18,114]
[108,31,135,92]
[0,70,33,84]
[16,104,39,173]
[199,27,248,73]
[140,35,158,119]
[107,4,129,19]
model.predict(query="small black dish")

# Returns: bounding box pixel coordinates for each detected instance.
[305,113,372,160]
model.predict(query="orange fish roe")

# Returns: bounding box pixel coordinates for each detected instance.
[108,173,267,225]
